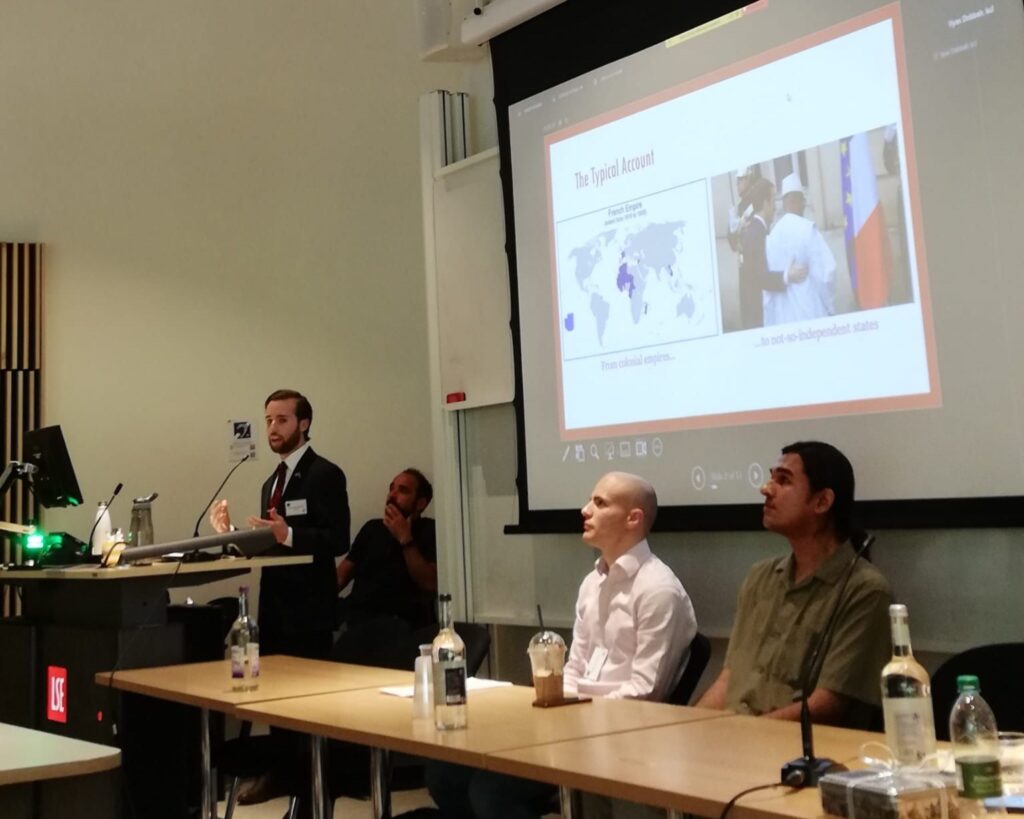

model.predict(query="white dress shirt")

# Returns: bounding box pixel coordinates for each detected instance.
[562,539,696,701]
[273,441,310,548]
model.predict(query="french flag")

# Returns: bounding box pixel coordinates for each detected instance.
[841,132,891,309]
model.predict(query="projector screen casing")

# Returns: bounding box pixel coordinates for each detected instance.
[491,0,1024,533]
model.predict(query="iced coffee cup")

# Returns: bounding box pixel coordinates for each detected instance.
[527,630,566,706]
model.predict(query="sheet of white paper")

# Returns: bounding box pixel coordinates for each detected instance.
[378,677,512,698]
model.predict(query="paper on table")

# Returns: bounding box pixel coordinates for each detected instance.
[379,677,513,698]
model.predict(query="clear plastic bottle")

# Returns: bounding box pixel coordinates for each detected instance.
[91,502,113,557]
[228,586,260,692]
[881,604,937,765]
[413,644,434,720]
[431,593,467,730]
[950,675,1003,816]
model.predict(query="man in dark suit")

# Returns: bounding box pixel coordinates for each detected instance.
[210,389,349,808]
[210,388,349,659]
[737,178,807,329]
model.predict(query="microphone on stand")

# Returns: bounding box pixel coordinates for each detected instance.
[191,454,251,538]
[781,530,876,788]
[89,483,123,566]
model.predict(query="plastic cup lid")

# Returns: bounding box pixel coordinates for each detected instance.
[528,630,565,650]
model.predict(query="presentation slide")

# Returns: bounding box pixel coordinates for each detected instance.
[548,14,936,436]
[505,0,1024,517]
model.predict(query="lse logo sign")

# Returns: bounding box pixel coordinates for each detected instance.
[47,666,68,723]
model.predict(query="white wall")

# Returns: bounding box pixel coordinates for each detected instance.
[0,0,487,601]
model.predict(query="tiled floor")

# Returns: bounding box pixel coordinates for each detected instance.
[220,786,434,818]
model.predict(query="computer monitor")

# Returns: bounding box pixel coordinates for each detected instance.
[22,426,84,508]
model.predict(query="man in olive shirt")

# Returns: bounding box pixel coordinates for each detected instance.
[698,441,891,725]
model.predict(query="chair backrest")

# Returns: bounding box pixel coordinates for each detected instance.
[667,632,711,705]
[930,642,1024,740]
[408,621,491,676]
[332,616,417,670]
[455,621,491,676]
[205,595,240,641]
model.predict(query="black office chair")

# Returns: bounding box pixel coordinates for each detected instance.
[333,616,418,669]
[930,642,1024,740]
[667,632,711,705]
[206,596,240,640]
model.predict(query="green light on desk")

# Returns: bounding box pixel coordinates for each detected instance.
[25,533,46,551]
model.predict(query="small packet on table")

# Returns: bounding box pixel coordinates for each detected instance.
[820,768,959,819]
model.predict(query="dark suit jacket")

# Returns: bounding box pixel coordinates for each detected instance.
[738,215,787,330]
[257,446,349,656]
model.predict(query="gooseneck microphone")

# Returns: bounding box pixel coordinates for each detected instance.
[781,530,876,788]
[88,482,123,563]
[192,454,251,538]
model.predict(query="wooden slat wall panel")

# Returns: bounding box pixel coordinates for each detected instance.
[1,242,42,616]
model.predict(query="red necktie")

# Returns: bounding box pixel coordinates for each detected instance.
[268,462,287,513]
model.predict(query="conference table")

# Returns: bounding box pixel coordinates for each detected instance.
[237,683,727,819]
[96,655,413,819]
[487,713,879,819]
[0,722,121,818]
[100,655,879,819]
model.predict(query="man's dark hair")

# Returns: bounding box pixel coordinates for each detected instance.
[747,177,775,214]
[402,467,433,506]
[781,441,855,541]
[265,389,313,439]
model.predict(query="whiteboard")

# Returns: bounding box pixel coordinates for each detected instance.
[432,148,514,410]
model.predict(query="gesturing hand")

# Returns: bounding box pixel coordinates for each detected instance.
[247,508,289,545]
[383,503,413,546]
[209,500,231,534]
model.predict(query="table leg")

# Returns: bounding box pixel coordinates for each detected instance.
[369,747,391,819]
[559,786,580,819]
[200,708,217,819]
[311,735,327,819]
[666,811,684,819]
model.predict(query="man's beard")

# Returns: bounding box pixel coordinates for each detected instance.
[386,500,414,519]
[270,427,303,454]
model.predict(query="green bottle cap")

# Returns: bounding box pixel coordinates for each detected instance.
[956,674,980,693]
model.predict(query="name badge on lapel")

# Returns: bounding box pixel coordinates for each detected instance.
[284,499,308,516]
[583,646,609,681]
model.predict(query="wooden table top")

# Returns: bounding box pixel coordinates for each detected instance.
[1,554,309,582]
[95,656,413,715]
[486,713,879,819]
[236,683,728,769]
[0,723,120,786]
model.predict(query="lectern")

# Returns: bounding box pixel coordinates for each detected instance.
[0,555,309,819]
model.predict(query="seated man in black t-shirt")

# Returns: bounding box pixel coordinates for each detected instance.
[336,468,437,633]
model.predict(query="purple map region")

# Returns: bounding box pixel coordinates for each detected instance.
[616,260,636,297]
[564,217,700,347]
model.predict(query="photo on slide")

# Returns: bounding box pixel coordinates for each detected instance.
[716,125,916,334]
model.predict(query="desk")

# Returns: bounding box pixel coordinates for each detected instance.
[487,713,878,819]
[0,554,308,584]
[96,655,410,715]
[237,683,728,819]
[0,722,120,786]
[97,656,412,819]
[0,722,120,819]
